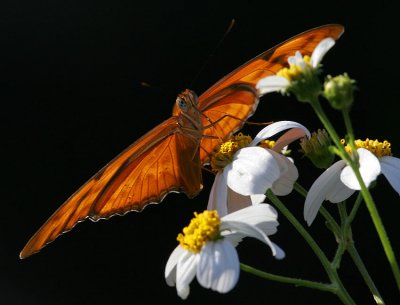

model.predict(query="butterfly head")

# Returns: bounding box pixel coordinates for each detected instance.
[176,89,199,114]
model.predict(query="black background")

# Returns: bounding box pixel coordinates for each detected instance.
[2,1,400,304]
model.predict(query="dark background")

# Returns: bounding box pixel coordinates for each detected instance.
[1,1,399,304]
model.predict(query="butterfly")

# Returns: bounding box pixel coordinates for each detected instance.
[20,24,344,258]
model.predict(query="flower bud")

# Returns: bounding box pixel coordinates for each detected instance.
[323,73,356,110]
[300,129,335,169]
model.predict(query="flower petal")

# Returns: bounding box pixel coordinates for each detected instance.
[222,204,279,235]
[269,151,298,196]
[304,160,347,226]
[176,251,199,299]
[207,172,228,216]
[310,37,335,67]
[273,127,311,153]
[380,156,400,195]
[227,147,280,195]
[197,239,239,293]
[250,121,310,147]
[221,219,280,257]
[288,51,304,66]
[341,148,381,190]
[165,245,186,286]
[256,75,289,95]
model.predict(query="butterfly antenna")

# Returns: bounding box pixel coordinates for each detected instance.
[188,19,236,89]
[139,81,176,98]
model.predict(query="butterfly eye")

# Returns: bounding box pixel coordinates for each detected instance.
[176,97,188,111]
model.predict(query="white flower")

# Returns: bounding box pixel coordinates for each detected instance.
[304,144,400,225]
[256,37,335,95]
[165,205,284,299]
[208,121,310,216]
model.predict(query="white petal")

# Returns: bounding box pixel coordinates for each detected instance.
[326,178,355,203]
[165,246,186,286]
[272,127,311,153]
[380,156,400,195]
[226,188,253,214]
[270,152,298,196]
[176,251,199,299]
[222,204,279,235]
[256,75,289,95]
[270,241,285,260]
[288,51,304,66]
[304,160,347,226]
[310,38,335,67]
[251,121,310,147]
[197,240,239,293]
[207,172,228,216]
[221,220,279,257]
[341,148,381,190]
[227,147,280,195]
[250,194,266,204]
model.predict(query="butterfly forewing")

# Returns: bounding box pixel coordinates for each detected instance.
[20,117,202,258]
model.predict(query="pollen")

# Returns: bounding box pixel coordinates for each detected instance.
[177,210,221,253]
[259,139,276,149]
[211,133,252,172]
[342,138,392,158]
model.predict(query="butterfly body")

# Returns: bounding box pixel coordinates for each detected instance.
[20,24,344,258]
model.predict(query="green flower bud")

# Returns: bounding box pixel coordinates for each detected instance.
[323,73,356,110]
[300,129,335,169]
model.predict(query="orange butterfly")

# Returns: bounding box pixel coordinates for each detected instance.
[20,24,344,258]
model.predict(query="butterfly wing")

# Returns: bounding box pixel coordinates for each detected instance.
[20,117,202,258]
[193,24,344,163]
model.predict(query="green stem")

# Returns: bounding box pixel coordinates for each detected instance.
[309,99,351,162]
[266,190,356,305]
[240,263,336,292]
[342,109,356,146]
[346,193,363,227]
[347,244,385,305]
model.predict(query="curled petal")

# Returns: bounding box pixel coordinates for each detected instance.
[251,121,310,147]
[273,127,311,153]
[176,251,199,299]
[221,220,280,258]
[256,75,289,95]
[269,151,298,196]
[310,37,335,67]
[380,156,400,195]
[207,172,228,216]
[226,189,259,214]
[269,241,285,260]
[197,240,239,293]
[222,204,279,235]
[304,160,347,226]
[341,148,381,190]
[227,147,280,196]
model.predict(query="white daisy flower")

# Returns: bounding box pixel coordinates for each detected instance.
[304,139,400,225]
[256,37,335,96]
[207,121,310,216]
[165,204,284,299]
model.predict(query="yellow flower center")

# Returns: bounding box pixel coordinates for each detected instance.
[277,55,311,81]
[341,138,392,158]
[177,210,221,253]
[259,139,276,149]
[211,133,252,172]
